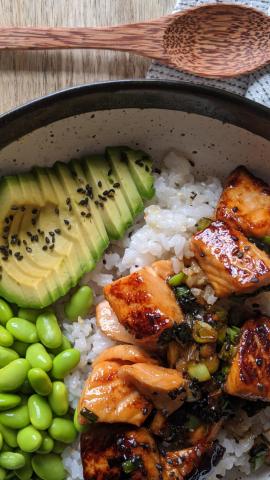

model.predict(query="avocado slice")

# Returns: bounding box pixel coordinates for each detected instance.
[0,148,154,308]
[122,147,155,200]
[105,147,144,217]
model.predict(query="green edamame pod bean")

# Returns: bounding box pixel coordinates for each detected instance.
[0,452,25,470]
[28,369,52,396]
[64,286,93,321]
[6,318,38,344]
[51,349,80,379]
[17,426,42,453]
[48,382,68,416]
[0,359,30,391]
[37,435,54,455]
[20,379,33,396]
[15,452,32,480]
[12,342,28,357]
[17,309,39,324]
[0,300,13,327]
[25,344,52,372]
[0,405,29,430]
[0,348,18,369]
[32,453,66,480]
[0,394,21,412]
[36,313,62,349]
[49,336,71,356]
[52,441,66,454]
[0,425,18,448]
[0,327,13,348]
[28,395,52,431]
[48,418,77,444]
[0,467,6,480]
[73,407,89,433]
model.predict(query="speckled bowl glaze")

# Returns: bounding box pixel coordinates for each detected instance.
[0,80,269,480]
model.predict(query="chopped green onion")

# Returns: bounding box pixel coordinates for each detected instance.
[192,320,217,344]
[80,408,98,423]
[185,414,201,431]
[196,217,212,231]
[168,272,187,287]
[188,362,211,382]
[218,342,237,361]
[250,443,268,471]
[226,326,240,344]
[122,457,142,474]
[262,236,270,246]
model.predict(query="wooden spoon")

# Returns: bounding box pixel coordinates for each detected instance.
[0,3,269,78]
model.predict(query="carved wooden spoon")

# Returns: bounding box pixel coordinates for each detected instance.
[0,3,269,78]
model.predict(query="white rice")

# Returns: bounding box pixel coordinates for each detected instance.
[60,151,265,480]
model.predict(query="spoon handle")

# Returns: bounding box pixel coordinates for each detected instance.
[0,20,169,58]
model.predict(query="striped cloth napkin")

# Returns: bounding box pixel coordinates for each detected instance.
[147,0,270,107]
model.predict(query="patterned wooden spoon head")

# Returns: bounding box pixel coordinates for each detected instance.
[162,4,270,78]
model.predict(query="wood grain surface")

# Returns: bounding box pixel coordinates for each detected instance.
[0,0,174,114]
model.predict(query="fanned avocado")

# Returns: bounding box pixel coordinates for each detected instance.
[0,148,155,308]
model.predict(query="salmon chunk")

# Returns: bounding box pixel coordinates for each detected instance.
[119,363,186,415]
[225,317,270,400]
[191,221,270,297]
[104,265,183,348]
[81,425,162,480]
[78,360,152,426]
[216,166,270,238]
[92,344,158,367]
[96,300,136,344]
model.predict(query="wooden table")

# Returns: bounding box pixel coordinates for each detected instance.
[0,0,174,114]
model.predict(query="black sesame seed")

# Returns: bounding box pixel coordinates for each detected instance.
[32,208,38,214]
[26,247,32,253]
[4,217,9,224]
[9,215,14,221]
[107,169,112,176]
[81,211,86,217]
[22,240,27,245]
[68,205,72,212]
[66,197,71,205]
[232,207,238,213]
[67,225,72,230]
[54,207,59,215]
[11,206,18,211]
[45,237,50,244]
[145,165,150,172]
[8,250,12,255]
[94,201,99,206]
[49,231,55,237]
[98,181,102,188]
[49,244,55,250]
[86,213,91,218]
[42,246,48,251]
[64,219,69,225]
[17,239,21,247]
[31,219,36,226]
[153,168,161,174]
[1,257,8,261]
[55,229,61,235]
[237,251,244,259]
[77,188,85,194]
[113,182,120,188]
[52,237,55,244]
[27,232,32,237]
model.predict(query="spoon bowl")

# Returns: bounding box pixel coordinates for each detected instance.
[0,3,269,78]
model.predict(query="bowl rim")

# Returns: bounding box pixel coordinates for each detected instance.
[0,79,269,150]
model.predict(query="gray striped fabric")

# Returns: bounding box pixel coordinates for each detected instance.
[147,0,270,107]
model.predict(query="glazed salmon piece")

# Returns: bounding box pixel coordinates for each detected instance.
[81,425,162,480]
[225,317,270,400]
[92,344,158,367]
[216,166,270,238]
[78,360,152,427]
[191,221,270,297]
[151,259,174,280]
[104,265,183,348]
[96,300,135,344]
[119,363,186,415]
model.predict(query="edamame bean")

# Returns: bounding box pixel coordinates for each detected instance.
[73,407,88,433]
[32,453,66,480]
[64,286,93,321]
[36,313,62,349]
[0,467,6,480]
[6,319,38,344]
[0,348,18,369]
[25,344,52,372]
[15,452,33,480]
[0,405,29,430]
[12,342,28,357]
[0,394,21,412]
[51,349,80,379]
[0,327,13,348]
[28,395,52,431]
[48,418,77,444]
[0,425,18,448]
[49,336,71,356]
[28,369,52,396]
[17,309,40,324]
[48,382,68,416]
[37,435,54,455]
[17,426,42,453]
[52,441,66,454]
[0,300,13,327]
[0,359,30,391]
[0,452,25,470]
